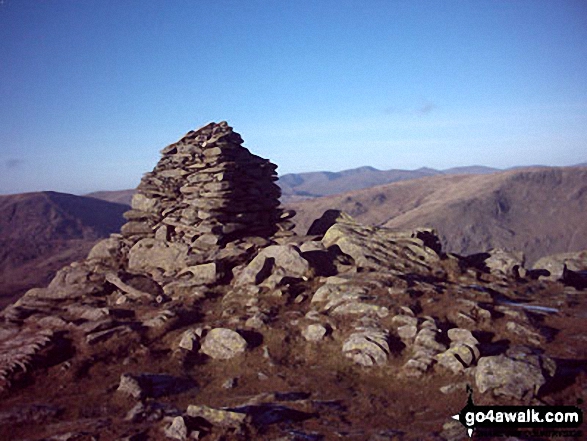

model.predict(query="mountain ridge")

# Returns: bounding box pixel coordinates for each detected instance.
[287,166,587,264]
[0,191,129,308]
[85,162,583,205]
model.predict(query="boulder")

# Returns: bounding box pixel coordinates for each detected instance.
[200,328,248,360]
[177,262,219,285]
[342,328,389,366]
[87,237,124,263]
[234,244,311,286]
[128,238,189,276]
[475,348,555,400]
[483,249,525,277]
[532,250,587,281]
[321,213,441,274]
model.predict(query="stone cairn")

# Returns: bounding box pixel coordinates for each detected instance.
[121,121,294,251]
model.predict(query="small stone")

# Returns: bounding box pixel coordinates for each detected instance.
[165,416,188,440]
[294,294,306,304]
[222,378,238,389]
[117,373,144,399]
[178,329,199,351]
[439,382,468,395]
[302,324,328,342]
[186,405,247,429]
[245,312,267,329]
[200,328,247,360]
[397,324,418,342]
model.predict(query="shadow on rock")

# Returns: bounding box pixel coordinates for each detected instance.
[230,403,317,426]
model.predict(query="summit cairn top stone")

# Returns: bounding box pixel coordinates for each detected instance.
[121,121,293,249]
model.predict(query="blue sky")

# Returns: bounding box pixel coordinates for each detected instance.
[1,0,586,195]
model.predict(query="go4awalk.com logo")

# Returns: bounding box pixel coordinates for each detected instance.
[451,386,583,438]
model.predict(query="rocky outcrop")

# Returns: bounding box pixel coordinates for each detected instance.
[532,250,587,280]
[0,123,581,440]
[475,346,556,401]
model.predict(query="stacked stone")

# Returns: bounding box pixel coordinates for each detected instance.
[121,121,294,250]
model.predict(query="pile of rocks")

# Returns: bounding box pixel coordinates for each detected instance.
[121,121,293,250]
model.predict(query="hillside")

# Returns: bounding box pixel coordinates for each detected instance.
[287,166,587,264]
[0,191,129,308]
[86,189,136,205]
[278,166,443,199]
[85,165,499,204]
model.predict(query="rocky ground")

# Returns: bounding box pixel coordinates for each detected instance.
[0,123,585,441]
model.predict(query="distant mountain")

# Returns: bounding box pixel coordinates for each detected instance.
[86,166,445,204]
[87,189,135,206]
[0,191,129,308]
[287,166,587,265]
[85,162,586,204]
[278,166,444,199]
[442,165,499,175]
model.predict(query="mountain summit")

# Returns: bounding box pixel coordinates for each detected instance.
[0,123,585,440]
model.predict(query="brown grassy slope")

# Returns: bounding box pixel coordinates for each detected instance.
[287,167,587,265]
[0,191,129,308]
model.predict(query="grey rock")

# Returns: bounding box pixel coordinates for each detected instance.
[483,249,525,277]
[177,262,218,285]
[86,325,133,345]
[342,329,389,366]
[87,237,123,262]
[164,416,188,440]
[447,328,479,346]
[117,373,144,399]
[235,244,310,286]
[105,273,155,301]
[200,328,247,360]
[475,351,554,400]
[397,324,418,342]
[321,213,441,274]
[178,329,199,351]
[436,344,477,374]
[131,193,158,212]
[186,404,247,429]
[128,238,189,276]
[125,401,181,423]
[311,283,367,312]
[532,250,587,280]
[302,324,328,342]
